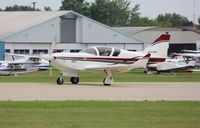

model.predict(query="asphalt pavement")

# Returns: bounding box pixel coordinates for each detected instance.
[0,82,199,101]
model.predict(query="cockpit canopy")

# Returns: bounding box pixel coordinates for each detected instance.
[80,46,121,57]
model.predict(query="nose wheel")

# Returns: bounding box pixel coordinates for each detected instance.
[57,76,64,85]
[57,72,64,85]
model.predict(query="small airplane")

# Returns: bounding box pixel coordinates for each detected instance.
[147,58,195,74]
[5,53,50,70]
[41,33,170,85]
[0,54,50,76]
[170,50,200,67]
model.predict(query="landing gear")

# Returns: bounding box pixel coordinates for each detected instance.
[103,70,113,86]
[57,72,64,85]
[70,77,79,84]
[56,72,79,85]
[57,77,64,85]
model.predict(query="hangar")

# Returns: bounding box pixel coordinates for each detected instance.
[0,11,143,56]
[114,27,200,54]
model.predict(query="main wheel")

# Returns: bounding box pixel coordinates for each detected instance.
[103,78,111,86]
[70,77,79,84]
[57,77,64,85]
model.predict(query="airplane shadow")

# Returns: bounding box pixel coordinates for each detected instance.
[65,82,124,87]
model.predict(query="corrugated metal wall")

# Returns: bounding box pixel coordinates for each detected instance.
[0,40,5,60]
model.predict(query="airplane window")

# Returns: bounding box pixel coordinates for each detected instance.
[80,48,97,55]
[113,48,121,56]
[97,47,112,56]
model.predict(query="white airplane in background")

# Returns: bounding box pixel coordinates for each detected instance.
[42,33,170,86]
[170,50,200,66]
[0,54,49,76]
[147,58,195,73]
[5,53,50,70]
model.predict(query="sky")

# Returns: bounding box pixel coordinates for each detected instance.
[0,0,199,23]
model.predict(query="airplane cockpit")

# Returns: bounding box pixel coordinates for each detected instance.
[80,47,121,57]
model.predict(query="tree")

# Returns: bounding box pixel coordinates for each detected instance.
[4,5,40,11]
[90,0,131,26]
[60,0,90,16]
[44,6,52,11]
[197,17,200,29]
[156,13,193,27]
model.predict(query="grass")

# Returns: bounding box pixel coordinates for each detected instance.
[0,68,200,83]
[0,101,199,128]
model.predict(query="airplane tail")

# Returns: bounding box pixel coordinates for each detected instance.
[129,53,151,69]
[143,32,170,58]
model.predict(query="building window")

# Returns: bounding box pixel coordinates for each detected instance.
[5,49,10,53]
[33,49,48,54]
[54,49,65,53]
[70,49,81,53]
[14,49,29,54]
[127,49,136,52]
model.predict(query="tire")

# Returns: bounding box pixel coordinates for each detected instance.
[70,77,79,84]
[57,77,64,85]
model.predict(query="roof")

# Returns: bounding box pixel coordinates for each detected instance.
[0,11,68,39]
[0,11,141,43]
[113,27,157,35]
[114,27,200,44]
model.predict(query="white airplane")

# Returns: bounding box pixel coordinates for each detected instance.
[5,53,50,70]
[170,50,200,66]
[42,33,170,85]
[0,54,50,76]
[147,58,195,74]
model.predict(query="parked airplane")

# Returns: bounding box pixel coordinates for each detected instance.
[5,53,50,70]
[0,54,49,76]
[41,33,170,85]
[147,58,195,73]
[170,50,200,66]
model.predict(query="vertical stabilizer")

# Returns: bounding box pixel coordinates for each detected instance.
[144,32,170,58]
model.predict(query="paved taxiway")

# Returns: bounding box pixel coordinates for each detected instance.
[0,82,199,101]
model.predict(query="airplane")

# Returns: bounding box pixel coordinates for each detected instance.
[147,58,195,74]
[41,33,170,86]
[170,50,200,66]
[0,54,50,76]
[5,53,50,70]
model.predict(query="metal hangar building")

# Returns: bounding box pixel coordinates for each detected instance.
[114,27,200,54]
[0,11,143,56]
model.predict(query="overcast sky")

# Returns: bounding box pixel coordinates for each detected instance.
[0,0,199,23]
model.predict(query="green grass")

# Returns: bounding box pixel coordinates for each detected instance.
[0,69,200,83]
[0,101,199,128]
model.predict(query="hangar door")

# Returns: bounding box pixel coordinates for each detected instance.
[60,17,76,43]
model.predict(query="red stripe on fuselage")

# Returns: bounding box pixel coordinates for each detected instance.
[55,56,164,64]
[148,57,166,64]
[55,56,140,64]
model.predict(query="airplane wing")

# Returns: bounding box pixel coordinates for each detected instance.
[84,54,151,72]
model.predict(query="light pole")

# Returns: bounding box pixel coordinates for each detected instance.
[32,2,37,11]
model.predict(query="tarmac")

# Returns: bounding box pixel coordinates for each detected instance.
[0,82,200,101]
